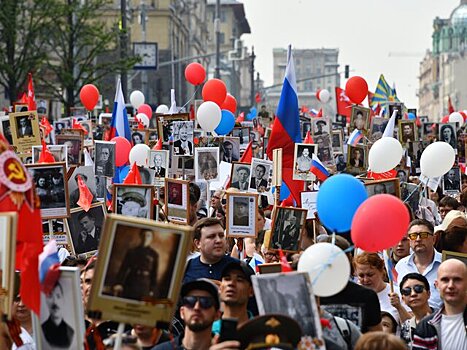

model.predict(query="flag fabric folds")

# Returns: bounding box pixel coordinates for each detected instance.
[303,130,313,144]
[38,240,61,295]
[448,96,455,114]
[335,87,352,120]
[123,162,142,185]
[347,129,363,146]
[107,79,131,143]
[72,118,88,134]
[40,117,53,136]
[240,141,253,164]
[370,74,397,113]
[38,140,55,163]
[76,175,94,212]
[278,248,292,273]
[27,73,37,111]
[310,154,329,182]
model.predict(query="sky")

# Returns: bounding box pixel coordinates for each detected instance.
[240,0,460,108]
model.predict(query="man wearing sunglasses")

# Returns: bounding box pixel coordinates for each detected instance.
[395,219,443,309]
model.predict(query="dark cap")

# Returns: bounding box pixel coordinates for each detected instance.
[181,278,220,310]
[221,260,255,284]
[238,314,303,350]
[316,120,326,126]
[121,191,146,207]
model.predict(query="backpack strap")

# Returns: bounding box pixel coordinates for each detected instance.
[333,316,352,350]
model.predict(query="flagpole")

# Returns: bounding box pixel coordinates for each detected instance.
[272,149,282,215]
[48,220,54,243]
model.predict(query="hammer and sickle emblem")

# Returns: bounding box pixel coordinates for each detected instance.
[7,161,26,182]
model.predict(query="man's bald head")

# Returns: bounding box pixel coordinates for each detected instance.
[438,258,467,277]
[435,258,467,308]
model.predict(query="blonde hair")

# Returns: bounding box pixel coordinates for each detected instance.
[355,332,406,350]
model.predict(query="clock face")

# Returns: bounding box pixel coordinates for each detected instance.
[134,43,158,69]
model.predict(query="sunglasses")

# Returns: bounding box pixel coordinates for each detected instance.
[401,284,425,296]
[182,296,215,309]
[408,231,433,240]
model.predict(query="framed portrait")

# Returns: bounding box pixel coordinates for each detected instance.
[170,155,195,178]
[165,178,190,224]
[195,147,220,182]
[257,263,282,275]
[442,166,461,193]
[365,178,400,198]
[231,127,251,151]
[457,133,466,164]
[0,212,17,319]
[95,175,109,201]
[346,145,367,174]
[156,113,189,143]
[26,162,70,219]
[300,191,318,219]
[408,141,430,175]
[98,113,112,126]
[252,272,324,344]
[441,250,467,264]
[248,158,273,193]
[56,134,83,167]
[53,118,71,135]
[398,120,418,144]
[220,137,240,163]
[315,135,334,167]
[230,162,251,191]
[86,214,192,326]
[0,115,13,145]
[149,150,169,187]
[262,137,269,159]
[270,206,307,252]
[369,117,388,143]
[80,120,94,146]
[131,129,148,145]
[113,184,154,220]
[301,121,311,140]
[32,144,68,167]
[64,202,107,256]
[42,219,72,253]
[422,122,438,141]
[388,102,404,124]
[70,107,87,117]
[293,143,317,181]
[196,135,220,148]
[331,130,344,154]
[9,111,41,153]
[350,105,370,135]
[395,167,409,183]
[94,140,116,178]
[13,103,28,112]
[400,182,420,214]
[172,121,194,156]
[32,267,85,350]
[439,123,457,149]
[311,117,331,137]
[225,192,258,238]
[68,166,97,208]
[147,129,159,148]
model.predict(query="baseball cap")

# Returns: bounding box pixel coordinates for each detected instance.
[180,278,220,310]
[221,260,255,284]
[121,191,146,207]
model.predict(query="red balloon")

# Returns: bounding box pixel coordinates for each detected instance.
[221,93,237,114]
[80,84,99,110]
[441,115,449,123]
[202,79,227,107]
[111,136,132,167]
[460,111,467,122]
[315,89,321,101]
[185,62,206,86]
[351,194,409,252]
[137,104,153,118]
[345,76,368,104]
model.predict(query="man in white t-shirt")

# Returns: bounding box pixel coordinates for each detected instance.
[412,259,467,350]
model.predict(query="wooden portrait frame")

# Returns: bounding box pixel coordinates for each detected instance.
[398,120,418,145]
[156,113,189,143]
[42,219,72,254]
[269,206,307,253]
[229,162,251,191]
[219,137,241,163]
[86,214,192,326]
[225,191,258,238]
[346,145,368,174]
[293,142,317,181]
[257,263,282,275]
[32,144,68,168]
[349,105,370,135]
[80,120,94,146]
[441,250,467,264]
[26,162,70,219]
[113,184,154,220]
[56,133,83,167]
[32,267,85,350]
[131,129,149,145]
[365,178,401,198]
[331,129,344,154]
[311,116,331,137]
[442,166,462,194]
[165,178,190,224]
[194,147,220,182]
[9,111,41,153]
[0,212,17,319]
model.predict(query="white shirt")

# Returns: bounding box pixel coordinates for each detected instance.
[377,283,410,325]
[440,312,467,350]
[12,327,35,349]
[395,250,443,309]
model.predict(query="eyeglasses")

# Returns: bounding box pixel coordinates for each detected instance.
[408,231,433,240]
[401,284,426,296]
[182,296,215,309]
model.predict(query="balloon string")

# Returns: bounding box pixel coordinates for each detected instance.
[311,245,354,287]
[179,86,201,112]
[402,182,423,204]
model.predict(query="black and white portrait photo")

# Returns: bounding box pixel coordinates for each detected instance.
[422,122,437,141]
[248,159,272,193]
[81,120,93,146]
[173,121,194,156]
[16,115,33,138]
[226,193,257,238]
[443,167,461,193]
[365,179,400,198]
[396,168,409,183]
[312,117,330,137]
[399,120,417,144]
[301,121,311,139]
[114,185,153,220]
[9,111,41,153]
[95,176,108,200]
[0,116,13,144]
[439,123,457,149]
[138,166,155,186]
[195,147,220,182]
[56,135,82,166]
[26,163,69,219]
[369,117,388,143]
[231,127,250,150]
[94,141,116,177]
[270,207,306,252]
[331,130,344,154]
[69,166,98,208]
[315,135,334,166]
[32,144,68,167]
[131,130,146,145]
[230,162,251,191]
[66,203,106,255]
[350,106,370,133]
[347,145,367,172]
[53,120,69,136]
[293,143,317,181]
[220,137,240,163]
[149,150,169,187]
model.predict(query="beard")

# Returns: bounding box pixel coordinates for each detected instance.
[186,319,211,332]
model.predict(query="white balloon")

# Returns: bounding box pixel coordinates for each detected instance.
[449,112,463,125]
[129,90,145,109]
[368,137,403,173]
[196,101,221,132]
[156,104,169,114]
[318,89,330,104]
[129,144,150,167]
[420,141,455,178]
[136,113,150,128]
[297,243,350,297]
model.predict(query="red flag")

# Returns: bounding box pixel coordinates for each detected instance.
[240,141,253,164]
[17,93,28,105]
[367,91,374,109]
[152,138,163,150]
[301,105,309,114]
[27,73,37,111]
[367,169,397,180]
[255,92,261,104]
[135,116,144,129]
[278,249,292,272]
[123,162,142,184]
[335,87,352,121]
[448,96,455,114]
[76,175,94,212]
[189,104,195,121]
[303,131,313,144]
[236,112,245,123]
[316,108,323,118]
[280,193,294,207]
[72,118,88,135]
[38,140,55,163]
[40,117,53,136]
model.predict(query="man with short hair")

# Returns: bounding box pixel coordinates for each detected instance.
[390,235,410,267]
[412,259,467,350]
[221,140,237,163]
[153,153,166,177]
[95,145,113,177]
[209,190,224,218]
[183,217,239,284]
[314,119,328,136]
[444,169,460,191]
[120,191,147,218]
[249,164,267,191]
[438,196,460,221]
[395,219,443,309]
[75,211,100,254]
[173,123,193,155]
[296,147,312,172]
[231,166,250,190]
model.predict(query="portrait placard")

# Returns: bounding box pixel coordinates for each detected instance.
[138,166,155,186]
[350,106,370,136]
[195,147,220,182]
[442,166,461,193]
[301,121,311,139]
[311,116,331,137]
[422,122,438,141]
[346,145,367,174]
[365,178,400,198]
[293,143,317,181]
[69,166,97,208]
[42,219,72,253]
[80,120,94,146]
[32,267,85,350]
[94,140,116,178]
[219,137,240,163]
[113,184,154,220]
[131,129,148,145]
[149,150,169,187]
[230,162,251,191]
[231,127,251,150]
[56,134,83,167]
[9,111,41,153]
[398,120,418,145]
[248,158,273,193]
[331,130,344,154]
[441,250,467,264]
[439,123,457,149]
[226,192,258,238]
[172,121,194,156]
[165,178,190,224]
[0,212,17,319]
[26,162,70,219]
[32,144,68,168]
[369,117,388,143]
[87,215,192,326]
[388,102,404,125]
[270,207,307,252]
[156,113,189,143]
[300,191,318,219]
[0,115,13,145]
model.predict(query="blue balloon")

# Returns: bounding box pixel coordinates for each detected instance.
[317,174,368,233]
[246,106,257,121]
[408,112,416,120]
[113,165,130,184]
[215,110,236,135]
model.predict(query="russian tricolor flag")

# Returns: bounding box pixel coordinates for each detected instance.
[310,153,329,182]
[38,241,61,295]
[347,129,363,146]
[107,79,132,143]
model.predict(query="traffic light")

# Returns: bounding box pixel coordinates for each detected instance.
[345,65,350,79]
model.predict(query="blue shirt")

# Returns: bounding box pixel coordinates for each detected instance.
[183,255,239,284]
